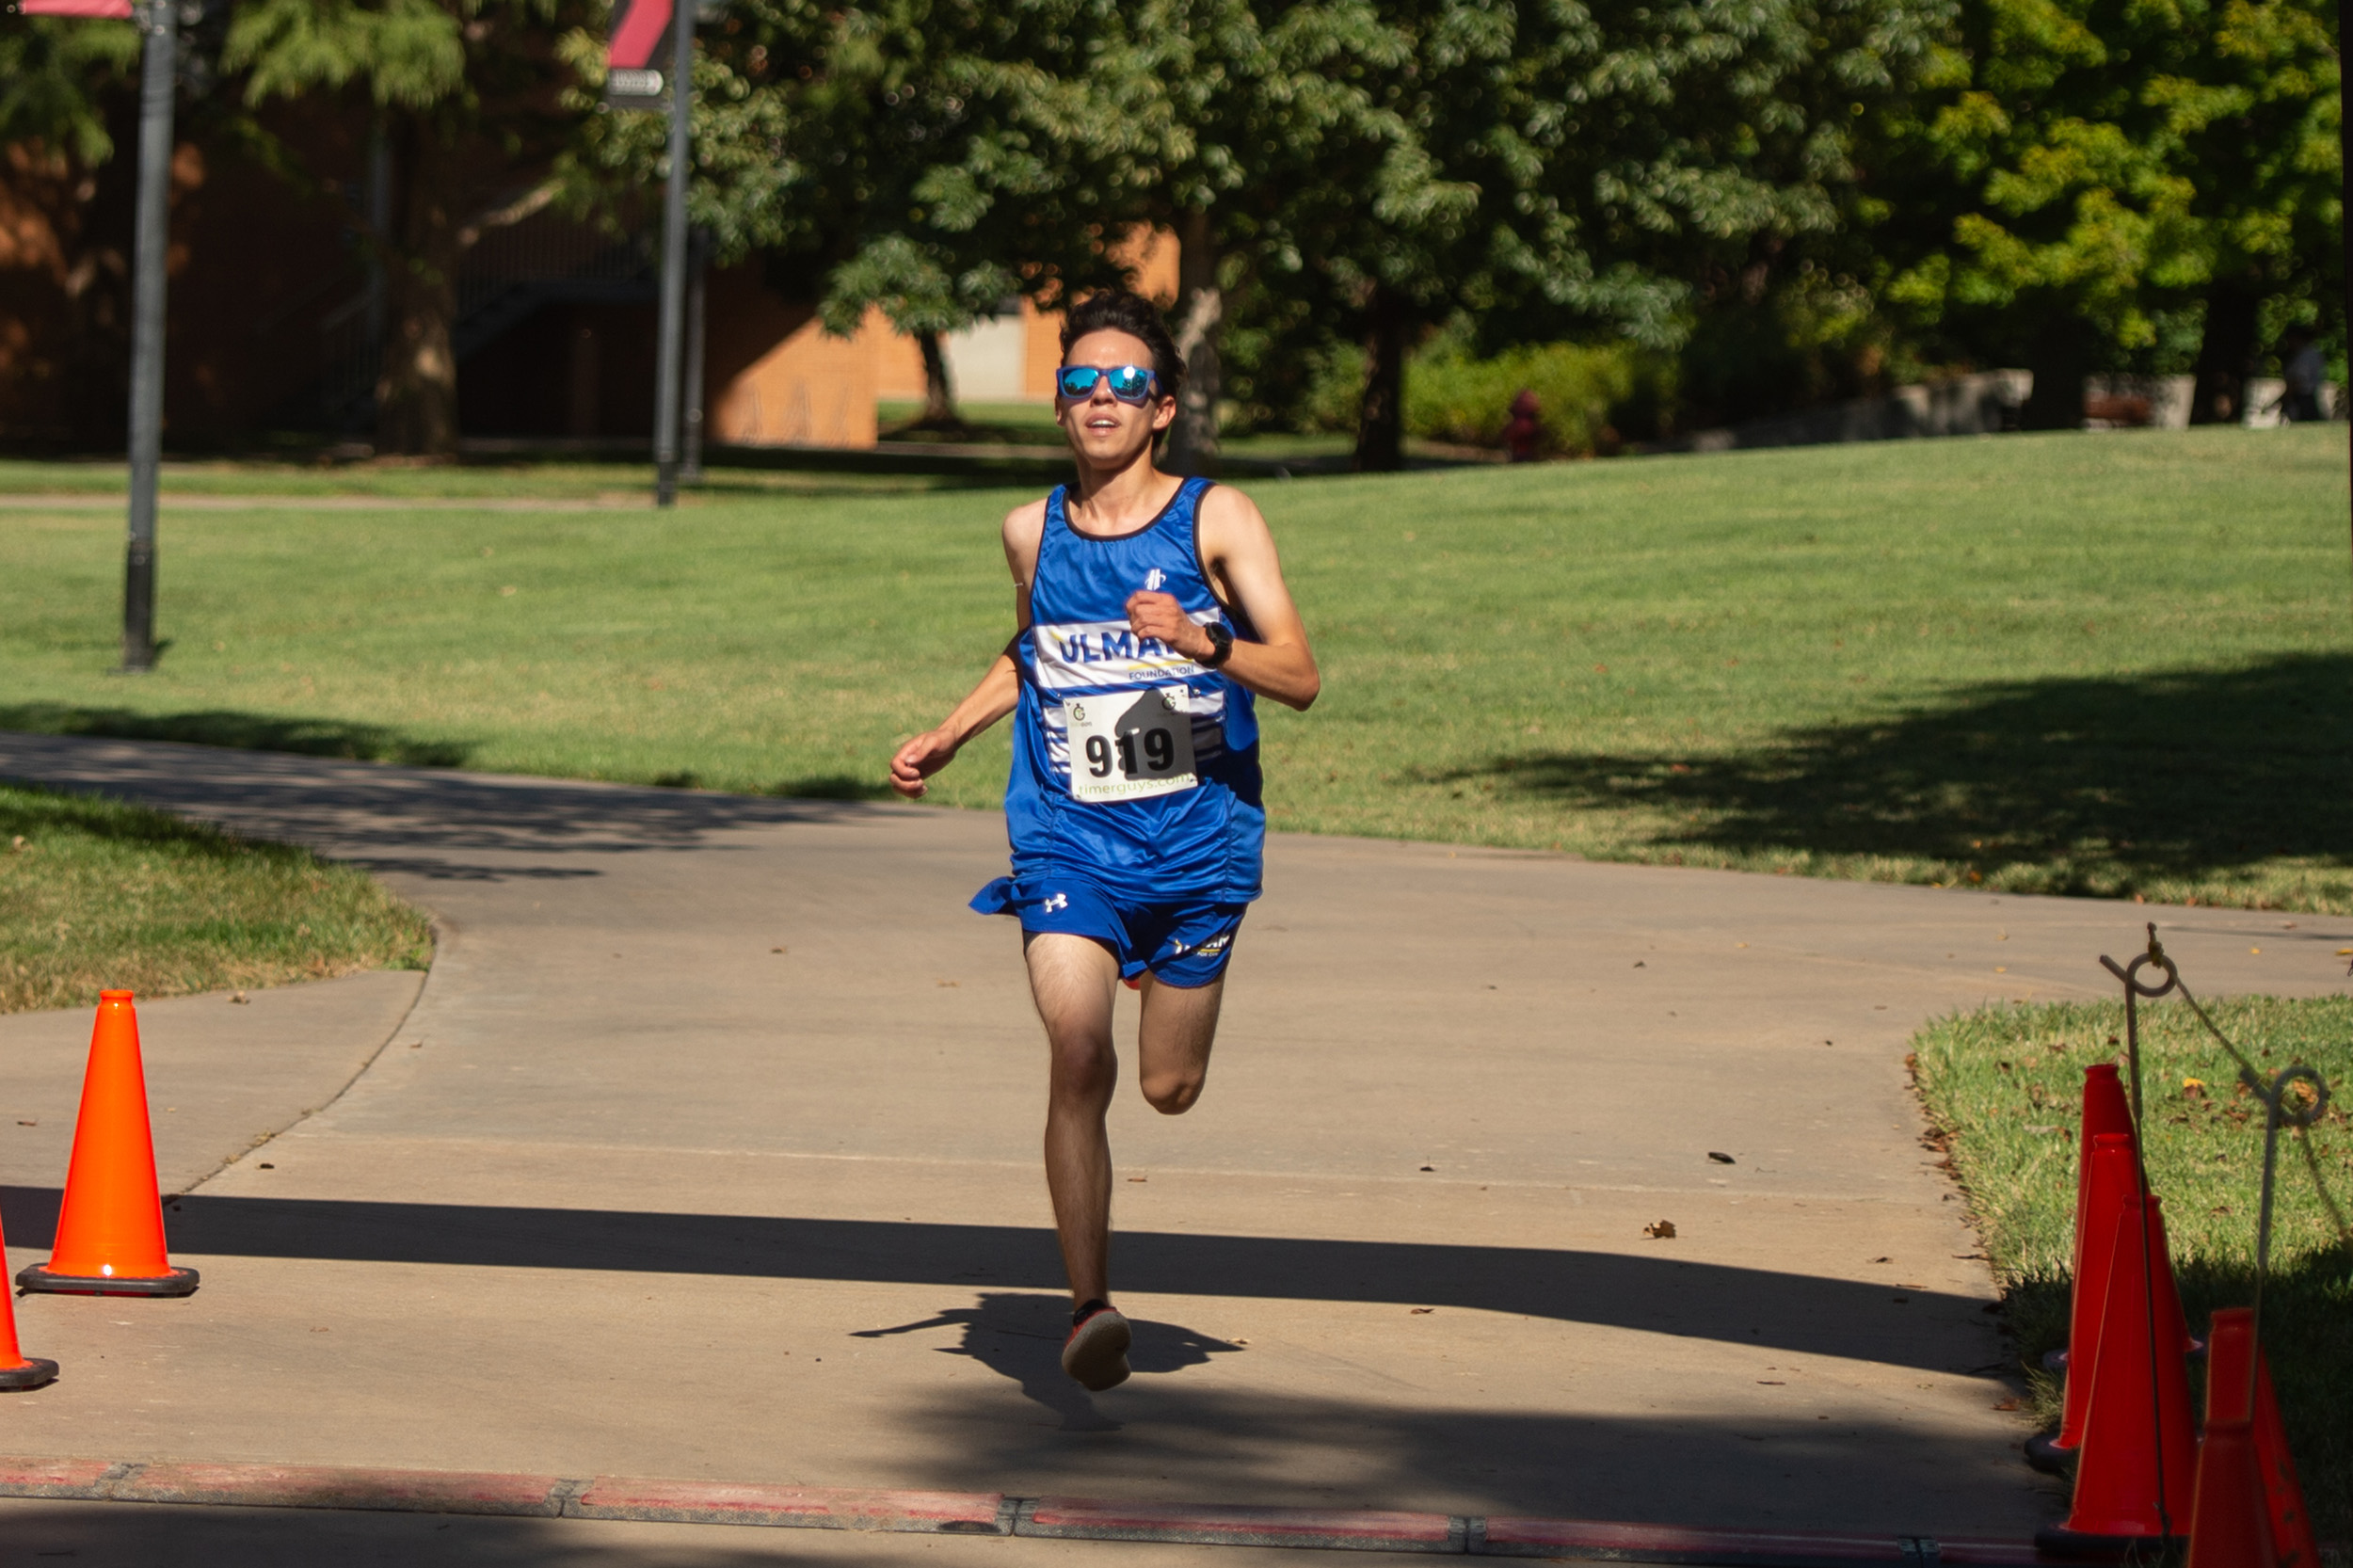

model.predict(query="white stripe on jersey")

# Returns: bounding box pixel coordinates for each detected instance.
[1032,614,1222,693]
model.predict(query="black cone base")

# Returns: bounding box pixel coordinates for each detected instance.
[0,1357,58,1391]
[16,1263,199,1297]
[2034,1526,2185,1562]
[2023,1430,2077,1475]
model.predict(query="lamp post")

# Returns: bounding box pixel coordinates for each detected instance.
[27,0,174,665]
[650,0,696,507]
[120,0,176,670]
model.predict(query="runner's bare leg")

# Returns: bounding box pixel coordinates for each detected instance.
[1135,971,1223,1114]
[1028,933,1122,1307]
[1027,936,1227,1307]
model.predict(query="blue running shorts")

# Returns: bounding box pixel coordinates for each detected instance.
[970,875,1245,988]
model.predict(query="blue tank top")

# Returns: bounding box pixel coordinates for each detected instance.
[1000,476,1264,903]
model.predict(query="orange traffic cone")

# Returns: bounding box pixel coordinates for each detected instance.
[2032,1121,2147,1472]
[2055,1133,2142,1448]
[2249,1325,2319,1568]
[2069,1066,2136,1297]
[0,1208,58,1390]
[16,991,199,1297]
[2039,1195,2196,1557]
[2040,1068,2137,1393]
[2188,1308,2276,1568]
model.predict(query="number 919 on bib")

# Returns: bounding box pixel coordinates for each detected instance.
[1064,686,1199,803]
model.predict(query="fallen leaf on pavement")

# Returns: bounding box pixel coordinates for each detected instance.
[1643,1220,1677,1239]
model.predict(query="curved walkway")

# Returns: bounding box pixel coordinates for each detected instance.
[2,731,2343,1557]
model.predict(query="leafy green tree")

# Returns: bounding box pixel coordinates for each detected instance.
[0,14,142,168]
[1047,0,1417,469]
[0,16,145,436]
[224,0,600,454]
[1870,0,2341,423]
[1290,0,1957,465]
[559,0,1956,463]
[558,0,1140,430]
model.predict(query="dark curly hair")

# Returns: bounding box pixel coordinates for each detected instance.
[1059,289,1185,405]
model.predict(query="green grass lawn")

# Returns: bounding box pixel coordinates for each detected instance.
[878,399,1065,444]
[0,456,1012,500]
[1912,994,2353,1539]
[1,426,2346,909]
[0,784,432,1014]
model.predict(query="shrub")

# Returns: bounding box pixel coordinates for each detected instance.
[1404,338,1653,456]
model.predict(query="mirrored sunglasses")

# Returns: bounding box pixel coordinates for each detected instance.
[1056,364,1160,405]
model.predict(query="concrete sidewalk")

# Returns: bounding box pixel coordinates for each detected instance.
[2,731,2344,1556]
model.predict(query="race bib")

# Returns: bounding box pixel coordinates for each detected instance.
[1064,686,1198,803]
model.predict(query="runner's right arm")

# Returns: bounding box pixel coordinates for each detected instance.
[887,503,1046,799]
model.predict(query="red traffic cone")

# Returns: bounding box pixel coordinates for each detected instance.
[2056,1133,2142,1448]
[2188,1308,2276,1568]
[17,991,199,1296]
[2039,1069,2138,1387]
[2074,1064,2136,1224]
[2068,1067,2137,1316]
[2249,1327,2318,1568]
[0,1208,59,1390]
[2039,1195,2197,1557]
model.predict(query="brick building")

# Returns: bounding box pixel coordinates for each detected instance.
[0,120,1176,453]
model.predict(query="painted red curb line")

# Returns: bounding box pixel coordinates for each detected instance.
[114,1462,567,1517]
[572,1478,1008,1533]
[1024,1496,1466,1553]
[0,1456,2056,1563]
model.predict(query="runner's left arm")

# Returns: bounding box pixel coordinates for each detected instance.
[1124,487,1320,712]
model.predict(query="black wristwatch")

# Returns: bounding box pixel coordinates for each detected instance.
[1199,621,1235,669]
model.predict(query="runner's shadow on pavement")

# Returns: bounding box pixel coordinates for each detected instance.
[854,1291,1241,1432]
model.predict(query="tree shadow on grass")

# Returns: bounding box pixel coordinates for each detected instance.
[0,776,306,861]
[1445,653,2352,903]
[0,724,906,880]
[0,702,473,769]
[1,706,900,806]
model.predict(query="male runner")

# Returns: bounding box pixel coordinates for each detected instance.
[888,289,1320,1392]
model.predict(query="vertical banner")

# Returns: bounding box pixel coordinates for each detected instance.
[605,0,673,109]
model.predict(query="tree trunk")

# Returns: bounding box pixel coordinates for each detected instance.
[918,329,960,427]
[374,123,460,456]
[2191,284,2261,424]
[1354,285,1408,472]
[1165,206,1222,476]
[2017,308,2091,431]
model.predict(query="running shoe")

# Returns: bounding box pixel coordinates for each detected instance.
[1062,1300,1132,1391]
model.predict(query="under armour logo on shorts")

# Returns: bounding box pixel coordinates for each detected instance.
[1042,892,1069,913]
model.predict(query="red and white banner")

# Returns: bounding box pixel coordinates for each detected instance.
[604,0,673,106]
[19,0,136,17]
[606,0,673,69]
